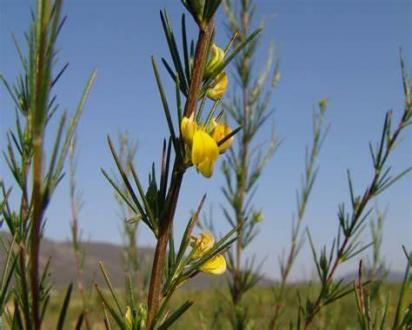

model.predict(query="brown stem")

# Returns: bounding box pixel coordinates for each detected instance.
[232,5,250,308]
[19,248,32,327]
[146,166,184,328]
[18,158,32,328]
[146,17,215,328]
[31,137,44,330]
[30,2,49,327]
[183,21,214,117]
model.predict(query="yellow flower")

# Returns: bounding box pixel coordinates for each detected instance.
[181,113,198,145]
[207,72,228,101]
[199,254,227,275]
[212,121,233,153]
[191,129,219,178]
[206,44,225,76]
[191,232,227,275]
[191,231,214,258]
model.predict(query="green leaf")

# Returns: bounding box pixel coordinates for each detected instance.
[181,15,191,84]
[56,283,73,330]
[392,249,411,329]
[129,164,157,230]
[160,10,188,92]
[151,57,180,154]
[53,70,96,187]
[157,300,194,330]
[98,262,123,316]
[95,285,125,329]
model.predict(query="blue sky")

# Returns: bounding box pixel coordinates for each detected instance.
[1,0,411,280]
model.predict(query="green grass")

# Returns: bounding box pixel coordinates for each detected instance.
[21,283,408,329]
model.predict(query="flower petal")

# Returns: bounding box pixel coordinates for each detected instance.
[206,44,225,76]
[199,254,227,275]
[207,72,228,100]
[192,232,215,258]
[192,130,219,178]
[180,113,197,145]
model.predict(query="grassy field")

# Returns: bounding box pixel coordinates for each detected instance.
[27,283,408,329]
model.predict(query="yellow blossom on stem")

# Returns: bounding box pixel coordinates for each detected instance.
[212,121,233,153]
[191,231,214,258]
[207,72,228,100]
[191,232,227,275]
[199,254,226,275]
[180,113,198,145]
[206,44,225,76]
[191,129,219,178]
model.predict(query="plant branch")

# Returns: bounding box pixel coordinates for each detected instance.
[183,20,214,117]
[146,18,215,329]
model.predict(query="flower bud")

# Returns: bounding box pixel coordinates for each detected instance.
[180,113,198,145]
[252,211,264,224]
[125,306,133,330]
[191,231,214,258]
[207,72,228,101]
[318,98,328,114]
[191,232,227,275]
[205,44,225,77]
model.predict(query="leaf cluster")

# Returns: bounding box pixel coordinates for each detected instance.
[97,195,238,329]
[355,248,412,330]
[0,0,95,327]
[299,54,412,329]
[181,0,222,29]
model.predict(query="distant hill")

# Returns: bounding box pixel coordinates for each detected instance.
[1,232,403,288]
[0,232,274,289]
[0,232,152,288]
[340,270,405,284]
